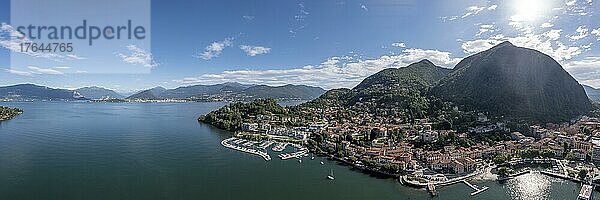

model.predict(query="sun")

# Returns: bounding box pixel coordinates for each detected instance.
[511,0,551,22]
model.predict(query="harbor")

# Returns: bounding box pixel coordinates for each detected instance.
[278,148,309,160]
[221,137,309,162]
[221,138,271,161]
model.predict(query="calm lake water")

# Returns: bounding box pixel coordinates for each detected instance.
[0,102,595,200]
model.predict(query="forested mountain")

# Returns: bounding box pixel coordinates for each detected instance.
[431,41,590,122]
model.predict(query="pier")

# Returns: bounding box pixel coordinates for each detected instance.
[427,183,437,196]
[272,143,289,152]
[462,180,489,196]
[258,141,274,149]
[278,148,309,160]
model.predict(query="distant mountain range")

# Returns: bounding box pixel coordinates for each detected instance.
[75,86,124,100]
[0,83,326,102]
[583,85,600,101]
[126,83,326,101]
[0,84,86,101]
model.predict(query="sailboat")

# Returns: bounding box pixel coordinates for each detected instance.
[327,169,335,180]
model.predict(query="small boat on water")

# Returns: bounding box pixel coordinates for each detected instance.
[327,169,335,180]
[298,159,302,163]
[320,161,324,165]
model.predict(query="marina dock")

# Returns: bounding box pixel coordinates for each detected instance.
[221,138,271,161]
[272,143,289,152]
[258,141,274,149]
[462,180,489,196]
[278,148,309,160]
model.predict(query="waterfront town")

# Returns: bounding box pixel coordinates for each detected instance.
[209,101,600,199]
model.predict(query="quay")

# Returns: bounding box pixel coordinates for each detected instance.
[498,170,531,181]
[278,148,309,160]
[462,180,489,196]
[221,138,271,161]
[538,170,581,182]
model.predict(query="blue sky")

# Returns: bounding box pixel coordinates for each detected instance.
[1,0,600,93]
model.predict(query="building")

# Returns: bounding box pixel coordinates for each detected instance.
[420,131,438,143]
[511,132,525,140]
[592,146,600,163]
[241,123,258,131]
[477,113,489,122]
[531,125,550,139]
[453,158,476,174]
[578,184,594,200]
[572,149,587,161]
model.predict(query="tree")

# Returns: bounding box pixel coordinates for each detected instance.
[565,152,575,161]
[493,154,511,165]
[520,148,540,159]
[497,167,509,177]
[578,169,588,180]
[540,149,555,158]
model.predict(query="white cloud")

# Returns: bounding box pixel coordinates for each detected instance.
[541,22,554,28]
[360,4,368,12]
[5,65,74,76]
[197,38,233,60]
[592,28,600,40]
[461,33,584,61]
[442,4,497,22]
[242,15,255,20]
[66,54,85,60]
[0,23,83,61]
[564,0,594,16]
[441,16,459,22]
[462,6,486,18]
[175,48,461,89]
[543,29,562,41]
[391,42,406,48]
[116,45,157,68]
[564,57,600,87]
[476,24,496,36]
[240,45,271,56]
[4,69,33,76]
[290,3,310,36]
[569,25,588,40]
[27,66,64,75]
[461,39,501,54]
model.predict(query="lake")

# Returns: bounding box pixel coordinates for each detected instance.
[0,102,594,200]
